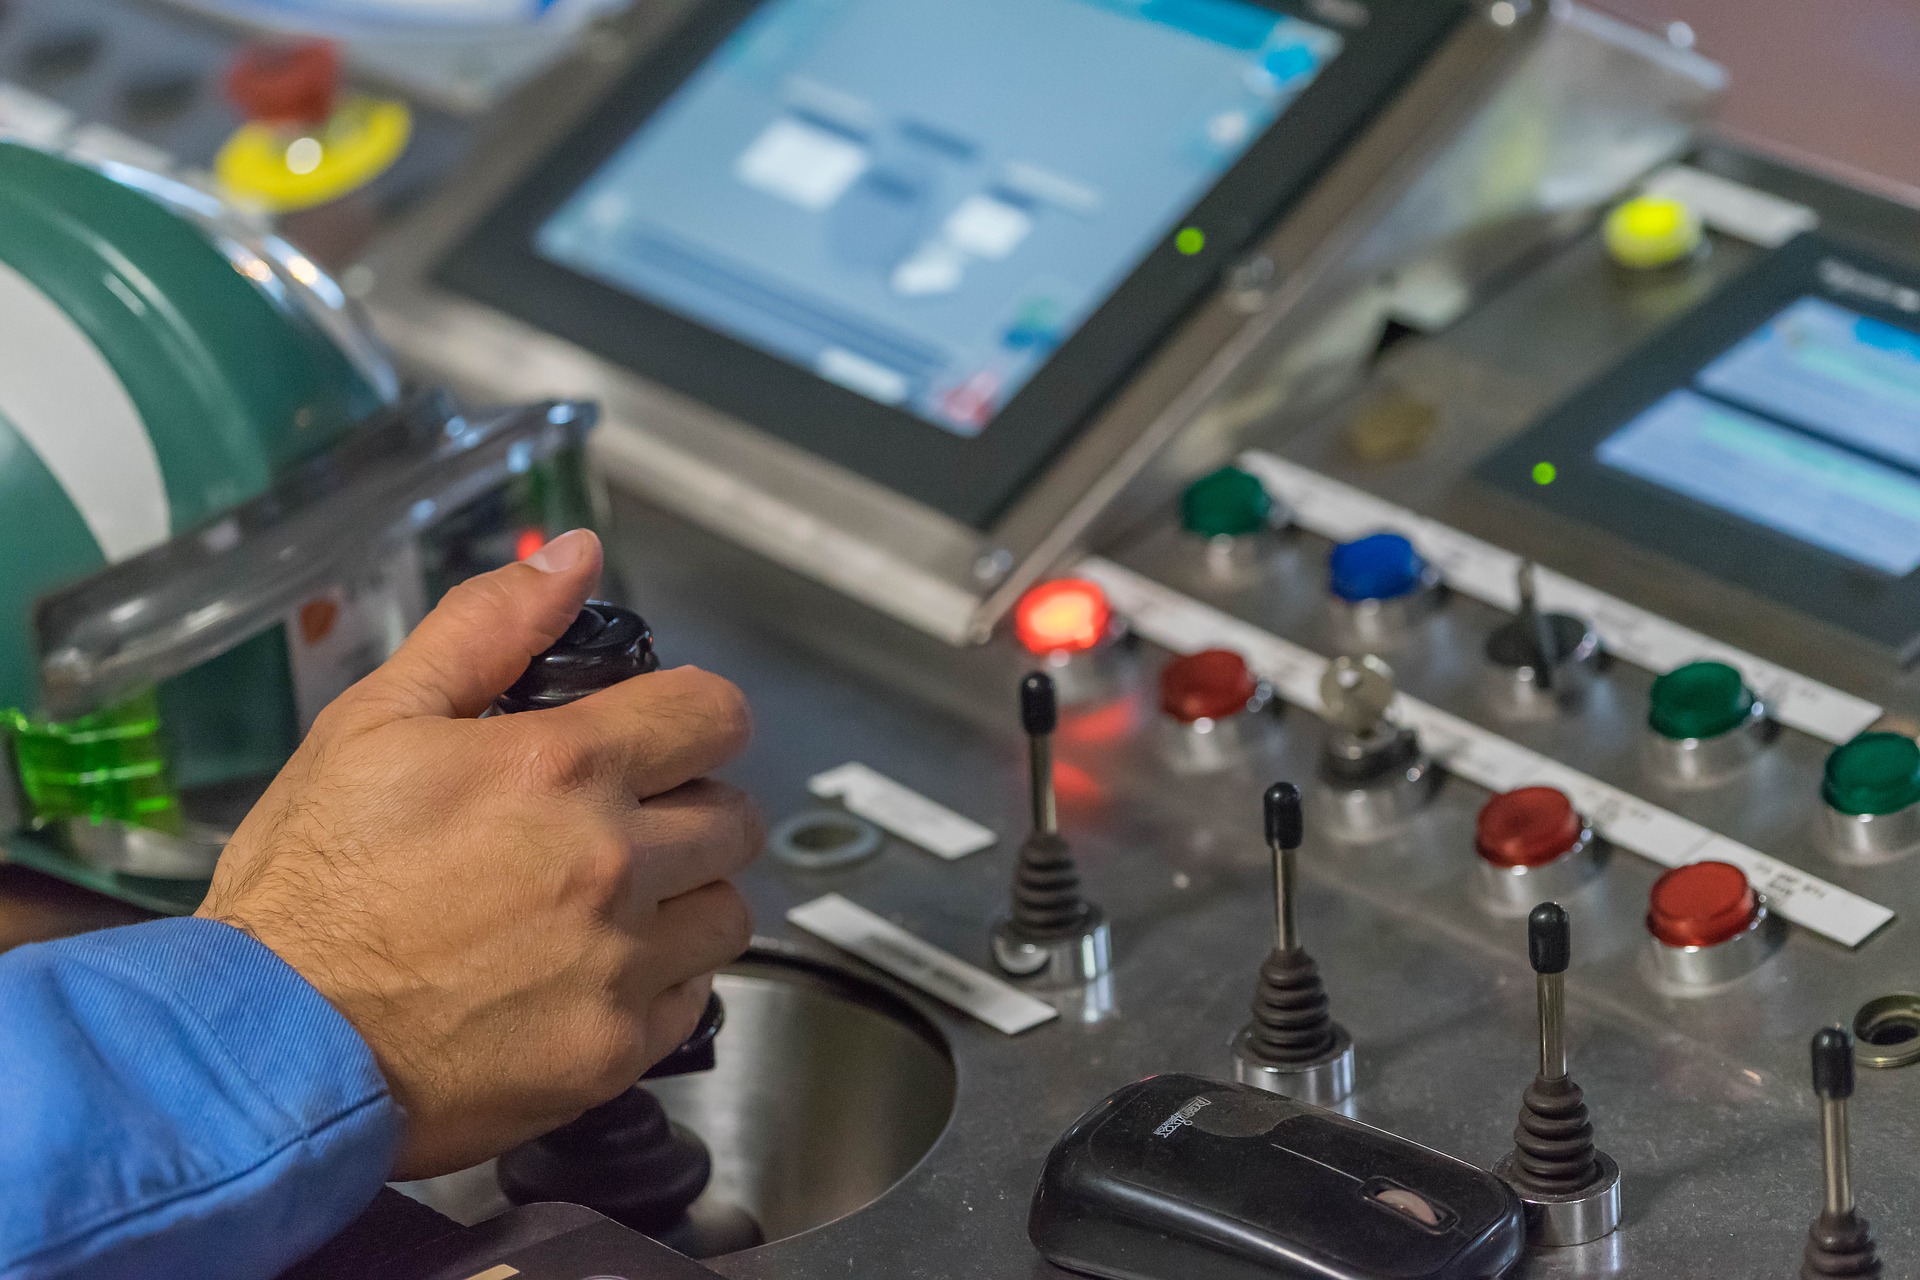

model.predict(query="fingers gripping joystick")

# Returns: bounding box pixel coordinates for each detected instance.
[1803,1026,1883,1279]
[993,672,1112,984]
[493,604,760,1257]
[1232,783,1355,1105]
[1493,903,1621,1247]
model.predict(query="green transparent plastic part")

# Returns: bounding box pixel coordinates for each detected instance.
[3,690,184,834]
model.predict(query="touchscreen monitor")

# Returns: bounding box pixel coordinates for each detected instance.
[534,0,1342,438]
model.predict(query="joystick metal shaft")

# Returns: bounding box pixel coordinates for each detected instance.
[1232,782,1355,1105]
[1803,1026,1882,1278]
[992,672,1111,984]
[1493,902,1621,1247]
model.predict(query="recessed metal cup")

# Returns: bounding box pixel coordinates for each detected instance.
[992,911,1113,987]
[1326,571,1441,653]
[1482,614,1600,721]
[1644,896,1787,992]
[1473,827,1603,916]
[1318,757,1434,842]
[1817,801,1920,866]
[1491,1150,1622,1247]
[1642,701,1770,789]
[1231,1023,1356,1106]
[1193,532,1270,586]
[1034,638,1130,709]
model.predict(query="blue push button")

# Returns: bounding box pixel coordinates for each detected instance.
[1329,532,1428,602]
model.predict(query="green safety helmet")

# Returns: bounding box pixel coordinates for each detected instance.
[0,141,598,909]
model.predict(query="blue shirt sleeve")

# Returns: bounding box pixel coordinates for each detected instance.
[0,916,403,1280]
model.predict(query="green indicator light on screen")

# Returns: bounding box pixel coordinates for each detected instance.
[1532,461,1558,486]
[1175,227,1206,255]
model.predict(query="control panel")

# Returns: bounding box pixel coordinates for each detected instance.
[5,1,1918,1277]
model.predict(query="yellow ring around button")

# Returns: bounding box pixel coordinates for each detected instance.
[1603,193,1704,270]
[215,95,411,214]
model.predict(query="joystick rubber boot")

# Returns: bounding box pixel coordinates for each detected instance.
[1492,903,1621,1246]
[993,673,1111,983]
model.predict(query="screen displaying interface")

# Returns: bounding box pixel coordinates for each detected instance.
[536,0,1342,437]
[1598,296,1920,576]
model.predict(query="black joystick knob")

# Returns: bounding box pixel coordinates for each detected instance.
[1803,1026,1881,1279]
[492,603,758,1256]
[1529,901,1571,975]
[1021,670,1058,737]
[492,601,656,714]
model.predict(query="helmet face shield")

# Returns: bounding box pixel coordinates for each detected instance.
[0,142,600,907]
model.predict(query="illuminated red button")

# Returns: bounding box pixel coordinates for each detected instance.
[1475,787,1584,868]
[1160,649,1258,723]
[1015,578,1112,655]
[1647,861,1758,948]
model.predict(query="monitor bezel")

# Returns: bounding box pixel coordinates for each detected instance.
[435,0,1469,529]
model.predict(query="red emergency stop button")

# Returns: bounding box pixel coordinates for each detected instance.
[1647,861,1758,948]
[1160,650,1258,723]
[1475,787,1584,868]
[226,39,340,126]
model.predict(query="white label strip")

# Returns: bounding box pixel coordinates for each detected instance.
[808,762,996,860]
[1079,558,1894,948]
[1643,164,1820,249]
[788,894,1058,1035]
[1237,451,1883,745]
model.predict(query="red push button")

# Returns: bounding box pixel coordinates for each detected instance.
[1647,861,1758,948]
[1015,578,1112,655]
[1160,650,1258,723]
[1475,787,1584,868]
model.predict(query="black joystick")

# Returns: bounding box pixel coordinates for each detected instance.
[1232,783,1355,1104]
[990,672,1111,983]
[1803,1026,1882,1278]
[490,602,760,1257]
[1492,903,1620,1246]
[491,599,657,712]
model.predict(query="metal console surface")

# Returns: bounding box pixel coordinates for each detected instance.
[539,149,1920,1278]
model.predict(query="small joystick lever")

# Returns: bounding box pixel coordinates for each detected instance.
[1493,903,1620,1246]
[1232,782,1355,1105]
[491,603,760,1257]
[1803,1026,1882,1279]
[1483,563,1598,720]
[991,672,1112,984]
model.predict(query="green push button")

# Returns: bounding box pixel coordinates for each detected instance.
[1648,661,1754,741]
[1182,466,1271,539]
[1824,733,1920,817]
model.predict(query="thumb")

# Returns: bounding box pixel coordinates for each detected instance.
[346,528,604,721]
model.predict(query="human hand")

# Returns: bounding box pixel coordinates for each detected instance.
[197,529,760,1177]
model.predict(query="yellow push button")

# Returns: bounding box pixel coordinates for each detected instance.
[1603,193,1704,270]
